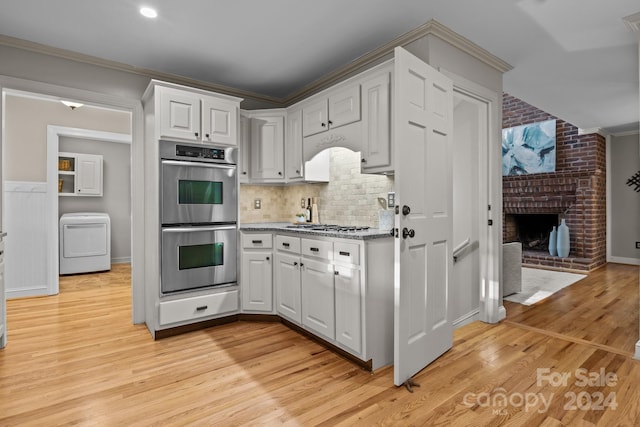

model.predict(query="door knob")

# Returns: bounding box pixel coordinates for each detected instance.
[402,227,415,239]
[402,205,411,216]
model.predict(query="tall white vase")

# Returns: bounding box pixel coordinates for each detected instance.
[556,219,570,258]
[548,226,557,256]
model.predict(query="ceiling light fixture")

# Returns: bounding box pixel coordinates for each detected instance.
[140,7,158,18]
[61,100,84,110]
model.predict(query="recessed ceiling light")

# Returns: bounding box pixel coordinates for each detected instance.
[140,7,158,18]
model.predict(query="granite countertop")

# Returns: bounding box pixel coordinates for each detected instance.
[240,222,393,241]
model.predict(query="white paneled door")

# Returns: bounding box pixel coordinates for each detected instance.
[393,47,454,387]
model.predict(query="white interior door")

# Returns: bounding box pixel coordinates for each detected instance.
[393,47,454,387]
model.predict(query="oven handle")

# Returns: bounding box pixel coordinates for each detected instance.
[161,159,237,170]
[161,225,236,233]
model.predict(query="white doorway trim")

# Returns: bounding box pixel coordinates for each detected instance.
[46,126,131,295]
[440,68,504,323]
[0,75,145,324]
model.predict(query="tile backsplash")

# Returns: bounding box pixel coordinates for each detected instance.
[240,148,394,227]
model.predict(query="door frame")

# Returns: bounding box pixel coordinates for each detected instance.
[47,125,131,295]
[0,75,145,324]
[440,68,504,323]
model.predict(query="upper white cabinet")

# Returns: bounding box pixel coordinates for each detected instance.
[239,114,251,183]
[285,108,304,181]
[302,84,361,137]
[158,85,239,145]
[58,152,103,197]
[360,71,391,172]
[250,110,285,181]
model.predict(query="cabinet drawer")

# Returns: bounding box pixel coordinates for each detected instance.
[159,290,238,326]
[276,235,301,254]
[301,238,333,261]
[333,242,360,265]
[242,233,273,249]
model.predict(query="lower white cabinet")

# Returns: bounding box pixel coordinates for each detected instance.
[334,264,361,354]
[275,252,302,323]
[158,290,238,326]
[241,251,273,312]
[301,258,335,341]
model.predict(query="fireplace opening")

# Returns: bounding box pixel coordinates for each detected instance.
[506,214,558,252]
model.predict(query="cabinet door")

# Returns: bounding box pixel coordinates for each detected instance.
[328,84,360,129]
[361,72,391,170]
[241,251,273,312]
[302,98,328,137]
[202,97,237,145]
[250,115,284,180]
[335,264,362,354]
[285,109,304,180]
[239,114,251,183]
[301,258,335,340]
[75,154,103,196]
[159,88,201,141]
[275,253,302,323]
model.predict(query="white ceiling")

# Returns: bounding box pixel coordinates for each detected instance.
[0,0,638,133]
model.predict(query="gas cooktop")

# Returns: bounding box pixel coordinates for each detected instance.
[286,224,371,233]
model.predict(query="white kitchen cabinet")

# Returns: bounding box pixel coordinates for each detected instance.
[250,110,285,182]
[241,251,273,312]
[301,258,335,341]
[241,233,273,313]
[158,290,239,326]
[158,85,239,145]
[275,252,302,323]
[334,263,362,354]
[361,71,392,172]
[58,152,103,197]
[239,113,251,183]
[302,83,360,137]
[285,108,304,181]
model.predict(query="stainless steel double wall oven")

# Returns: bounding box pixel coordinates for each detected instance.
[160,141,238,294]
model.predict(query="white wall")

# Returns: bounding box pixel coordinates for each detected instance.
[609,133,640,262]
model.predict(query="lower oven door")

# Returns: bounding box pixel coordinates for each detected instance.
[161,225,237,294]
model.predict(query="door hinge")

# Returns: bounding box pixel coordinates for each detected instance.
[488,219,493,226]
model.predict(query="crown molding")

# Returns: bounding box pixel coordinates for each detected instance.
[623,12,640,33]
[0,34,283,107]
[1,19,512,109]
[284,19,513,105]
[578,127,608,137]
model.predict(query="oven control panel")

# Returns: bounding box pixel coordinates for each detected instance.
[176,145,225,160]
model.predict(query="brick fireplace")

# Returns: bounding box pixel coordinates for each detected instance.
[502,94,606,272]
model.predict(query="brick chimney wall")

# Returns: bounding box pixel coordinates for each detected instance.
[502,94,606,271]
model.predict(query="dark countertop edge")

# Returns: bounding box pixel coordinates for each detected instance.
[240,223,393,241]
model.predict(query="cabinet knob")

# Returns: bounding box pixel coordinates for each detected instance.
[334,270,339,275]
[321,123,326,127]
[242,171,247,175]
[295,169,300,174]
[293,261,298,266]
[205,134,210,138]
[278,171,283,176]
[300,262,304,267]
[361,158,367,163]
[266,256,270,261]
[195,132,199,137]
[328,120,333,125]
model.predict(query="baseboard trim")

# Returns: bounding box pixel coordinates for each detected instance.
[498,305,507,322]
[607,256,640,266]
[6,286,49,299]
[453,309,480,329]
[111,257,132,264]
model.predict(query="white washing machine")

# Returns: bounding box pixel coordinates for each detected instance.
[59,213,111,275]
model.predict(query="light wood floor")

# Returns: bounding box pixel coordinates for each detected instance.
[1,263,639,425]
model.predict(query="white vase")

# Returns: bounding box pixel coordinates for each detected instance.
[548,226,557,256]
[557,219,570,258]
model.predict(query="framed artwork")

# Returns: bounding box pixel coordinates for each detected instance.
[502,119,556,176]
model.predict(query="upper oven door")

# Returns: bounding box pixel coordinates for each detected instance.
[162,160,237,225]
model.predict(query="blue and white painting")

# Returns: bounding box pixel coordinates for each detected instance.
[502,119,556,176]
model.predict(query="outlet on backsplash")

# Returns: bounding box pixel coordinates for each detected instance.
[254,199,261,209]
